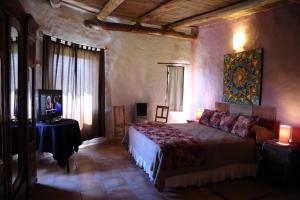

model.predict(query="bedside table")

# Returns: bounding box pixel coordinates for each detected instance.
[261,140,300,186]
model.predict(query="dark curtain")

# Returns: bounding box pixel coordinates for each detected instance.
[98,49,105,137]
[42,35,105,139]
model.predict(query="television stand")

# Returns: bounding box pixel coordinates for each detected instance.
[46,117,62,123]
[11,118,18,125]
[36,119,82,172]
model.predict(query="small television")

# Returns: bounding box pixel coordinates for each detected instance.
[38,89,63,121]
[136,103,147,117]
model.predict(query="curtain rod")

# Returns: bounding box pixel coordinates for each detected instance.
[157,62,190,66]
[38,31,107,51]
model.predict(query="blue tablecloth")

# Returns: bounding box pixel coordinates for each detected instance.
[36,119,82,167]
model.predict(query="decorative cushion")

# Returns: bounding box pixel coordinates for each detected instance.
[209,111,225,128]
[231,115,259,137]
[219,113,239,132]
[199,109,215,126]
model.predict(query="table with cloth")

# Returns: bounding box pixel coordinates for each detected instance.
[36,119,82,169]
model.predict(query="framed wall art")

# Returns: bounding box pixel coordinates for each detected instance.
[223,48,263,105]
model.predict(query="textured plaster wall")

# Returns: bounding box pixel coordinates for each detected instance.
[192,3,300,127]
[20,0,192,138]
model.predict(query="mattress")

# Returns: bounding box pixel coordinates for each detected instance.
[124,122,258,189]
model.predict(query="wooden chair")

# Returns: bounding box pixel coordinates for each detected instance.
[155,105,169,123]
[113,105,126,138]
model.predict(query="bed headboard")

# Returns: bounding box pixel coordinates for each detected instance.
[215,102,278,135]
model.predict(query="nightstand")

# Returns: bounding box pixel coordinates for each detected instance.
[261,140,300,186]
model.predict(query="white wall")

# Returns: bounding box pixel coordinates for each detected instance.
[20,0,192,139]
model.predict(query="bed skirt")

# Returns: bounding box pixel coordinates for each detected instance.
[164,163,257,188]
[128,143,155,181]
[128,143,257,188]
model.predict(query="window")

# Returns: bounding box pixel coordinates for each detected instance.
[42,35,105,139]
[167,66,184,112]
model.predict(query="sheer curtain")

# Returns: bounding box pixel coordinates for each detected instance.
[167,66,184,112]
[75,49,101,138]
[42,35,105,139]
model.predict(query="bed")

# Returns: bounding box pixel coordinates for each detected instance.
[123,102,277,190]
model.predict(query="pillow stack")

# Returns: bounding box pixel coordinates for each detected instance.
[231,115,259,137]
[210,111,225,128]
[199,109,215,126]
[220,113,239,132]
[199,109,259,138]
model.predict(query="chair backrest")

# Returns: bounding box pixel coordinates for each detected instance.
[113,105,126,137]
[155,105,169,123]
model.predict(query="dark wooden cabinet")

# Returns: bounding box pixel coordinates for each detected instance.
[261,140,300,187]
[0,1,38,199]
[24,14,39,196]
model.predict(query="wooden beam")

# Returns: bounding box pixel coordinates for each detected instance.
[97,0,125,21]
[62,0,99,13]
[49,0,136,23]
[49,0,62,8]
[166,0,284,29]
[139,0,185,23]
[62,0,101,13]
[49,0,99,13]
[84,19,196,40]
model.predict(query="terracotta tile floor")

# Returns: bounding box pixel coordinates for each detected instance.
[32,140,300,200]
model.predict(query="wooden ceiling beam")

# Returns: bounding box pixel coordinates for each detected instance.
[166,0,284,29]
[49,0,136,23]
[49,0,62,8]
[49,0,99,13]
[63,0,100,13]
[97,0,126,21]
[84,19,196,40]
[138,0,186,23]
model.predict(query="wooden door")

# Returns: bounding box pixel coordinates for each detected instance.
[0,1,38,199]
[0,9,11,200]
[24,14,38,196]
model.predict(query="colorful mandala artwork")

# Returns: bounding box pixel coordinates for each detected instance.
[223,48,263,105]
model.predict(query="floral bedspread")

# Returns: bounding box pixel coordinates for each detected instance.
[132,122,206,170]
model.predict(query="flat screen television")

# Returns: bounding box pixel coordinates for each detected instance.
[38,89,63,121]
[136,103,147,117]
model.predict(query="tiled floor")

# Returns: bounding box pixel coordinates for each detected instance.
[32,140,300,200]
